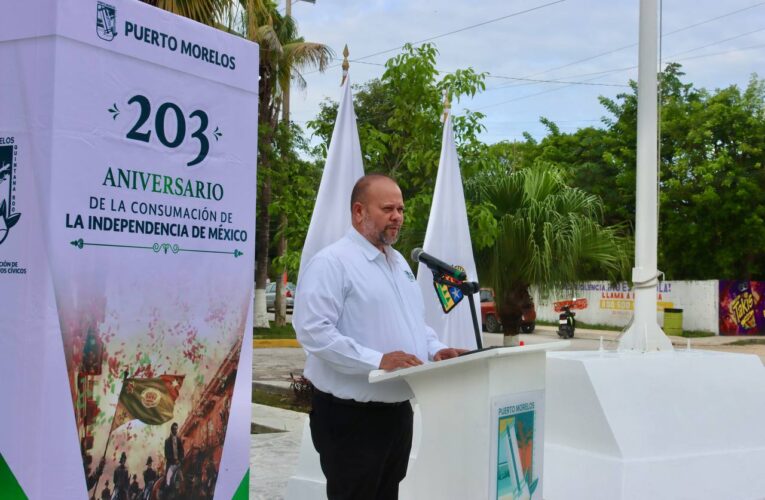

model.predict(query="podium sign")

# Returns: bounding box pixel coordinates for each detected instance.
[490,390,545,500]
[0,1,258,498]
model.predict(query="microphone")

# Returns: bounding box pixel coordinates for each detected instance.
[411,248,467,281]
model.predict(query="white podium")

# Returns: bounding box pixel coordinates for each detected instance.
[370,342,568,500]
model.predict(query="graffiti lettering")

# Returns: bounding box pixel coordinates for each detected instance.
[730,292,756,330]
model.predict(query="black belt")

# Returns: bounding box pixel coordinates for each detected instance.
[313,389,408,409]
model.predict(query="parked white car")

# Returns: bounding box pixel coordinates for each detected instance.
[266,282,295,312]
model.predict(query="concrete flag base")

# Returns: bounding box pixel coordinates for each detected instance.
[544,350,765,499]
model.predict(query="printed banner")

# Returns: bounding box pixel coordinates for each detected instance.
[719,281,765,335]
[490,391,545,500]
[0,1,258,499]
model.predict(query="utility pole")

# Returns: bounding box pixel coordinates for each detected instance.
[283,0,292,124]
[618,0,673,352]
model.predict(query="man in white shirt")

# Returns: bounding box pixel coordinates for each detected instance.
[294,174,464,500]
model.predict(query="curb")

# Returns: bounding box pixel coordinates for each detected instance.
[253,339,301,348]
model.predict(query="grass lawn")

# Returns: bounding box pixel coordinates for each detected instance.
[253,321,297,339]
[729,338,765,346]
[671,330,715,338]
[252,387,310,414]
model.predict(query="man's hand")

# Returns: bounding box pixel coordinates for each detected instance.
[434,348,468,361]
[379,351,423,371]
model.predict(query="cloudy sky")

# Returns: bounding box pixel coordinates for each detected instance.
[281,0,764,145]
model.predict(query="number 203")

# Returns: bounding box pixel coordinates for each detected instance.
[126,95,211,167]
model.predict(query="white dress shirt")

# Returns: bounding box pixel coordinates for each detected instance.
[294,227,448,402]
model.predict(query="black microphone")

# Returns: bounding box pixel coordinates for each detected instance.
[411,248,467,281]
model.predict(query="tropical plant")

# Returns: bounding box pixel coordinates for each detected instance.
[469,165,631,343]
[140,0,228,25]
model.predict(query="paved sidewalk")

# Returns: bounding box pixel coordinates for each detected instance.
[250,404,307,500]
[250,328,765,499]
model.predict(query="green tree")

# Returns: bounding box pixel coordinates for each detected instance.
[657,68,765,279]
[594,64,765,279]
[500,64,765,280]
[469,165,630,344]
[268,123,321,325]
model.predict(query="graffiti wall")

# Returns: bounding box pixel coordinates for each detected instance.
[719,281,765,335]
[534,281,719,333]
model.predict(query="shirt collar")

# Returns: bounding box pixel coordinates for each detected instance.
[347,227,390,261]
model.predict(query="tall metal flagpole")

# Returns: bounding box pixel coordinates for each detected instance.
[618,0,673,352]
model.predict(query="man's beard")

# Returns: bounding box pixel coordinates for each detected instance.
[362,216,400,247]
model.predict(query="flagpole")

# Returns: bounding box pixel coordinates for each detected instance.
[618,0,673,352]
[441,90,451,123]
[341,45,349,85]
[91,371,127,497]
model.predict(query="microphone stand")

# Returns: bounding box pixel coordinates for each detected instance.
[431,271,483,350]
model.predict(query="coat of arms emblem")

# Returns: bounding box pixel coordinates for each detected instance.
[96,1,117,41]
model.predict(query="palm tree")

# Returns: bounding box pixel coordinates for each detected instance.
[140,0,332,328]
[471,164,630,345]
[242,1,333,327]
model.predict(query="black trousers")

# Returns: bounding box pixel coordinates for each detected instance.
[310,390,414,500]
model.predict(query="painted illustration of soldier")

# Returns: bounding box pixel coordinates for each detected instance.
[112,451,130,500]
[100,480,111,500]
[163,422,185,496]
[142,456,158,499]
[128,474,140,500]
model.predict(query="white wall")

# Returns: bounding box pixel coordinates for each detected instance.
[534,280,719,333]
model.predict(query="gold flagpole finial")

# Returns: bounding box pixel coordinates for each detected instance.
[341,45,350,85]
[442,90,452,123]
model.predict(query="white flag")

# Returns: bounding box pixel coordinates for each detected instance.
[416,112,480,350]
[299,76,364,274]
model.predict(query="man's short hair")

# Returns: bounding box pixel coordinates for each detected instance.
[350,173,397,211]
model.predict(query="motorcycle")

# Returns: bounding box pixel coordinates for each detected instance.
[557,305,576,339]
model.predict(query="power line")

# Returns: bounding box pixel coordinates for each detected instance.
[323,56,629,88]
[667,27,765,58]
[669,41,765,62]
[305,0,566,75]
[475,42,765,111]
[352,0,566,62]
[484,118,603,124]
[303,4,763,114]
[519,1,765,80]
[485,74,629,88]
[485,2,765,93]
[485,24,764,95]
[475,74,610,111]
[329,33,761,113]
